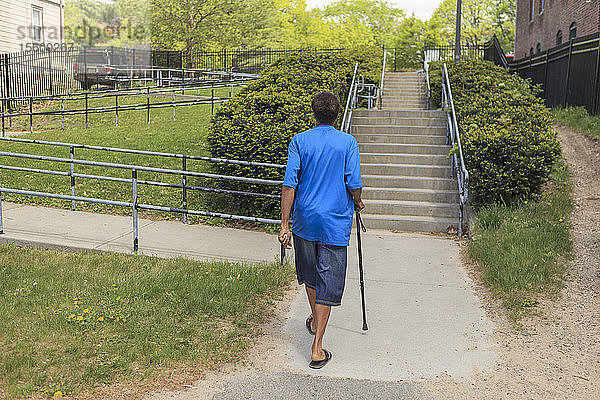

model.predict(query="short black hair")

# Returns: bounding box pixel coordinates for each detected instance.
[312,91,341,126]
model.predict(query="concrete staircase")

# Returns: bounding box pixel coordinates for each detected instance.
[353,72,459,232]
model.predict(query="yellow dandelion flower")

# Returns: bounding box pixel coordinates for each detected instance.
[53,391,63,397]
[122,318,127,322]
[116,296,121,300]
[559,218,563,222]
[116,316,120,321]
[76,316,83,321]
[83,308,89,313]
[68,314,75,319]
[98,317,104,322]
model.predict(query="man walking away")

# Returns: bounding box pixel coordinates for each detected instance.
[278,91,364,369]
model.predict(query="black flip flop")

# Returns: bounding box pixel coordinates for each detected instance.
[305,316,315,335]
[309,349,332,369]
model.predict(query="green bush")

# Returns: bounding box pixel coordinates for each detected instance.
[206,47,382,218]
[428,59,561,206]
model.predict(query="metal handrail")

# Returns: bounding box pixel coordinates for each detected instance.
[441,63,469,236]
[0,137,286,169]
[341,63,360,133]
[424,60,431,110]
[0,145,284,256]
[377,50,387,110]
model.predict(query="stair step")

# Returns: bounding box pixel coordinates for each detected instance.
[359,213,458,233]
[362,187,459,203]
[362,174,456,190]
[361,163,451,178]
[363,200,458,218]
[360,152,450,166]
[354,134,446,145]
[353,109,445,118]
[353,125,446,135]
[352,117,444,127]
[359,143,451,155]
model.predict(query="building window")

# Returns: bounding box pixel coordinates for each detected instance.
[556,30,563,45]
[32,7,43,42]
[536,43,542,53]
[529,0,535,21]
[569,22,577,40]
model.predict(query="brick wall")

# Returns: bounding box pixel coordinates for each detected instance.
[515,0,600,59]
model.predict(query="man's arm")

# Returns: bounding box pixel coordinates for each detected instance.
[349,188,365,212]
[279,185,295,249]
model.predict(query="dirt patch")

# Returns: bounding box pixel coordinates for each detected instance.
[424,125,600,399]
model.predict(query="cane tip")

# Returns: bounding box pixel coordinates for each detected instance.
[362,323,368,331]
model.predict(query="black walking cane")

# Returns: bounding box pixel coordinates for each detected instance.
[356,211,368,331]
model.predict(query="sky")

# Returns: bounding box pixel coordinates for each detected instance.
[305,0,442,20]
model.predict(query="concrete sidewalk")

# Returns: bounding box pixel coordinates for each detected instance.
[0,202,281,263]
[0,202,498,399]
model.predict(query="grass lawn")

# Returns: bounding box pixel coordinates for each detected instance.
[0,244,294,399]
[468,161,574,321]
[0,86,278,226]
[553,106,600,140]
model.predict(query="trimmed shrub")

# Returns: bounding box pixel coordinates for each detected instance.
[206,48,382,219]
[428,60,561,206]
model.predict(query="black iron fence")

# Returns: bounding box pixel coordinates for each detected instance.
[510,32,600,114]
[483,35,509,69]
[424,43,486,65]
[0,46,348,104]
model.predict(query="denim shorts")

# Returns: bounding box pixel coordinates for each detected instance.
[293,234,348,306]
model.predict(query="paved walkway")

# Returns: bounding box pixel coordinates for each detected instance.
[0,202,498,399]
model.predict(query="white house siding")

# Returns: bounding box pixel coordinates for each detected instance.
[0,0,63,54]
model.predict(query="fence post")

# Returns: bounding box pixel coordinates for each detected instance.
[85,92,89,129]
[29,96,33,133]
[182,155,187,224]
[146,87,150,124]
[2,53,11,118]
[172,90,175,122]
[70,146,76,211]
[132,169,138,253]
[83,46,88,90]
[394,48,397,72]
[211,82,214,114]
[564,39,574,108]
[115,94,119,126]
[0,171,3,234]
[593,37,600,114]
[1,93,4,137]
[543,50,549,100]
[60,98,64,129]
[47,47,53,96]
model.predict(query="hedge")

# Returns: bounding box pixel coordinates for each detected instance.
[428,60,561,206]
[206,47,382,218]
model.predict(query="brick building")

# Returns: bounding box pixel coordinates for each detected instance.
[515,0,600,59]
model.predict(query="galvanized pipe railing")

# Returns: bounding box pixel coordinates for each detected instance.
[0,142,285,259]
[441,63,469,236]
[341,63,360,134]
[377,50,387,110]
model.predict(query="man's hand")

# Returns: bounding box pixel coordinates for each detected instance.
[278,226,292,249]
[349,188,365,213]
[354,199,365,212]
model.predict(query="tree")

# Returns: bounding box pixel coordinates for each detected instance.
[322,0,404,47]
[64,0,150,47]
[428,0,515,49]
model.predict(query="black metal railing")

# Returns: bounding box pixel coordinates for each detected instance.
[483,35,509,69]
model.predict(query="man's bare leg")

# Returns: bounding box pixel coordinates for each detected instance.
[312,303,331,361]
[306,286,317,332]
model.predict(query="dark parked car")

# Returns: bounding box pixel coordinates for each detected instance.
[73,48,146,90]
